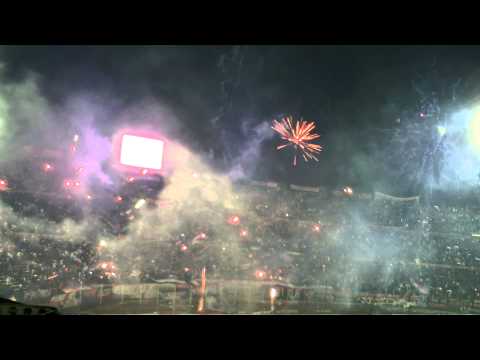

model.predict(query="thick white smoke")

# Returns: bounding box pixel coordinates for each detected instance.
[227,120,274,181]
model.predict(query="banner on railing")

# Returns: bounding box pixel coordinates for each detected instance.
[289,184,320,193]
[250,181,279,189]
[374,192,419,202]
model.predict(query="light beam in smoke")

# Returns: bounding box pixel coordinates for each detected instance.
[197,267,207,313]
[270,287,278,312]
[437,126,447,137]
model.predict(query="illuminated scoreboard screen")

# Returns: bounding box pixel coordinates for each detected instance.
[114,132,165,174]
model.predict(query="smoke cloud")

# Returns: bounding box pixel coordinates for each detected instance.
[227,120,274,181]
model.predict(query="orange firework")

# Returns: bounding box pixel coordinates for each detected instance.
[272,116,322,166]
[197,267,207,313]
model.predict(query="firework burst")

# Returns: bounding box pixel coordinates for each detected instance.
[272,116,322,166]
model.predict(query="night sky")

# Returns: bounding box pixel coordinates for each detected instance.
[3,45,480,192]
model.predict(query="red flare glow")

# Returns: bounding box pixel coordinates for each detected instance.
[0,179,8,191]
[192,232,207,245]
[228,215,240,226]
[255,270,266,279]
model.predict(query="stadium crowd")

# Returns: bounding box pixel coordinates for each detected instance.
[2,181,480,310]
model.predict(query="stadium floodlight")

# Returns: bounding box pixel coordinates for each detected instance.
[119,134,164,171]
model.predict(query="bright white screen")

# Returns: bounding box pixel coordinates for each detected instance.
[120,134,164,170]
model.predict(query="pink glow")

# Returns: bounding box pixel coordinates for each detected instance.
[228,215,241,226]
